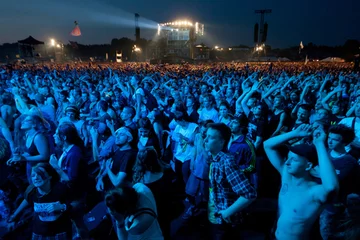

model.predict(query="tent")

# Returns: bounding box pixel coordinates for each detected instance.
[320,57,345,63]
[17,36,44,58]
[18,36,44,45]
[278,57,291,62]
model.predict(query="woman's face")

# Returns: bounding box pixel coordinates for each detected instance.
[130,77,137,87]
[290,93,298,102]
[66,111,76,121]
[138,128,150,138]
[53,129,63,146]
[31,169,50,188]
[219,106,229,117]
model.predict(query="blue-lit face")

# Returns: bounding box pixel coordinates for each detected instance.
[285,151,310,175]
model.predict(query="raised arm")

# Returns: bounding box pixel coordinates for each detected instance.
[311,129,339,203]
[264,124,312,174]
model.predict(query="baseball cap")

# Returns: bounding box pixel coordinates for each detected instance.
[287,144,318,166]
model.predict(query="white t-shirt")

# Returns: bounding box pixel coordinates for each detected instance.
[339,117,360,152]
[173,123,198,162]
[133,88,147,113]
[198,108,219,122]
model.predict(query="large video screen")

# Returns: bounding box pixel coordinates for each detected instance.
[168,30,190,41]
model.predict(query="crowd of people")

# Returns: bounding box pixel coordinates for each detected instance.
[0,61,359,240]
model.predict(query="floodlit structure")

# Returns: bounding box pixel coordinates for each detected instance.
[157,20,204,59]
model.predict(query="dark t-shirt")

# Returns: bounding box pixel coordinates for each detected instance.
[330,154,357,202]
[25,183,72,236]
[246,112,266,143]
[111,149,138,183]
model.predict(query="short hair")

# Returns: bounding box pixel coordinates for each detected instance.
[199,119,214,128]
[219,101,230,110]
[57,122,84,147]
[91,91,100,100]
[232,114,249,135]
[123,106,136,118]
[329,124,355,145]
[105,187,138,215]
[203,93,215,104]
[299,104,312,112]
[98,100,108,111]
[207,123,232,151]
[65,105,80,119]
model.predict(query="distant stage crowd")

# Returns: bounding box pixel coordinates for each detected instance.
[0,61,359,240]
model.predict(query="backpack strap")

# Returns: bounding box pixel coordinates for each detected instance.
[242,138,257,173]
[127,207,157,225]
[351,117,356,130]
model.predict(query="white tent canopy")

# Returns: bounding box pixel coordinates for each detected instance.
[320,57,345,62]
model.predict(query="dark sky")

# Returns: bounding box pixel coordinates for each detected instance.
[1,0,359,48]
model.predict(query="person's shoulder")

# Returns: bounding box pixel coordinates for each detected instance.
[135,88,145,95]
[338,154,357,166]
[133,182,151,194]
[68,145,83,156]
[220,152,237,165]
[339,117,353,125]
[24,185,36,199]
[189,122,198,129]
[53,182,70,193]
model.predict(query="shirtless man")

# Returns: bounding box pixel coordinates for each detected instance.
[264,125,339,240]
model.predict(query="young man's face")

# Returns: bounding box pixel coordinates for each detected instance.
[285,151,311,175]
[204,128,224,156]
[327,133,344,151]
[297,108,310,122]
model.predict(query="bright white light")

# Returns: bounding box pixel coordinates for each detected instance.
[215,46,219,49]
[50,39,55,46]
[157,24,161,35]
[56,44,61,48]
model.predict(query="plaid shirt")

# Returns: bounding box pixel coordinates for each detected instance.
[208,151,257,224]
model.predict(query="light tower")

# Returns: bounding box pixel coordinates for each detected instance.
[135,13,140,43]
[254,9,272,45]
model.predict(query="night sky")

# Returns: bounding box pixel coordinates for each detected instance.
[1,0,359,48]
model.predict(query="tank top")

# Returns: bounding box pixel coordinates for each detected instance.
[126,183,163,240]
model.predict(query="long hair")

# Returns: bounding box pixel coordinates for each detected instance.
[132,147,164,184]
[57,122,84,149]
[29,114,51,134]
[32,162,60,186]
[137,117,156,138]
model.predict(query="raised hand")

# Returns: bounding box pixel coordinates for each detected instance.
[312,128,327,146]
[294,124,314,138]
[49,154,59,170]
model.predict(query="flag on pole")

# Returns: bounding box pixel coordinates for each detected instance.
[299,41,304,54]
[69,41,79,49]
